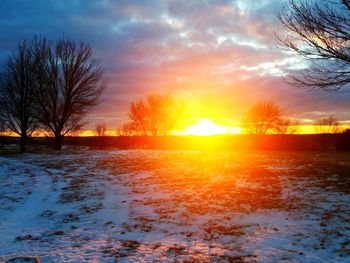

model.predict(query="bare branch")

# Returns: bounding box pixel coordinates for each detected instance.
[243,101,282,135]
[315,116,341,133]
[0,40,38,152]
[124,94,183,136]
[278,0,350,90]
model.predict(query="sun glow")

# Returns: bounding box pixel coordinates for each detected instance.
[174,118,241,136]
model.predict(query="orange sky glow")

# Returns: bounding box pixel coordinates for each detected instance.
[1,122,346,137]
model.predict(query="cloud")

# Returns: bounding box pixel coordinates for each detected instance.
[0,0,349,129]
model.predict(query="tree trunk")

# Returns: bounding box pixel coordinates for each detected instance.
[20,133,27,153]
[54,134,64,150]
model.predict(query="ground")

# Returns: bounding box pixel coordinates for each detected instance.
[0,149,350,262]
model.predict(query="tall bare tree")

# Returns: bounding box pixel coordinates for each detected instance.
[126,95,183,136]
[33,37,106,150]
[278,0,350,90]
[315,116,341,134]
[243,101,282,135]
[128,99,149,135]
[0,41,38,152]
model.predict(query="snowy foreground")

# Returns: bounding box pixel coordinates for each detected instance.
[0,150,350,262]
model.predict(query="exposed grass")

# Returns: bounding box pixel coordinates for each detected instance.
[1,150,350,262]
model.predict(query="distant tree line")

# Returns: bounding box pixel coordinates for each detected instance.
[0,36,106,152]
[118,96,345,137]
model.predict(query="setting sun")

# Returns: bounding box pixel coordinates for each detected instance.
[174,118,241,136]
[3,0,350,262]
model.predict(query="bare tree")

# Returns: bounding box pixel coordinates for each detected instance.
[129,99,148,135]
[278,0,350,90]
[243,101,282,135]
[0,121,4,133]
[0,41,38,152]
[275,119,299,134]
[126,95,183,136]
[94,123,108,149]
[94,123,107,137]
[315,116,341,134]
[33,36,106,150]
[118,122,136,136]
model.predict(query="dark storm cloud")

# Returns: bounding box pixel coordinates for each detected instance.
[0,0,349,128]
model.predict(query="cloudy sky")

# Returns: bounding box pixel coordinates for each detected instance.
[1,0,349,129]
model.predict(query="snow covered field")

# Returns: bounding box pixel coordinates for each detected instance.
[0,150,350,262]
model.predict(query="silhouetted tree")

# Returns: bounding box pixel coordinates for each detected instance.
[0,121,4,133]
[95,123,108,137]
[0,41,38,152]
[244,101,282,135]
[315,116,341,134]
[127,95,182,136]
[128,99,148,136]
[275,119,299,134]
[278,0,350,90]
[94,123,108,149]
[33,37,106,150]
[118,122,135,136]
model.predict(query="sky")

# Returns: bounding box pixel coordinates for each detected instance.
[0,0,350,130]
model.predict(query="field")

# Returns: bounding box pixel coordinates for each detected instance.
[1,149,350,262]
